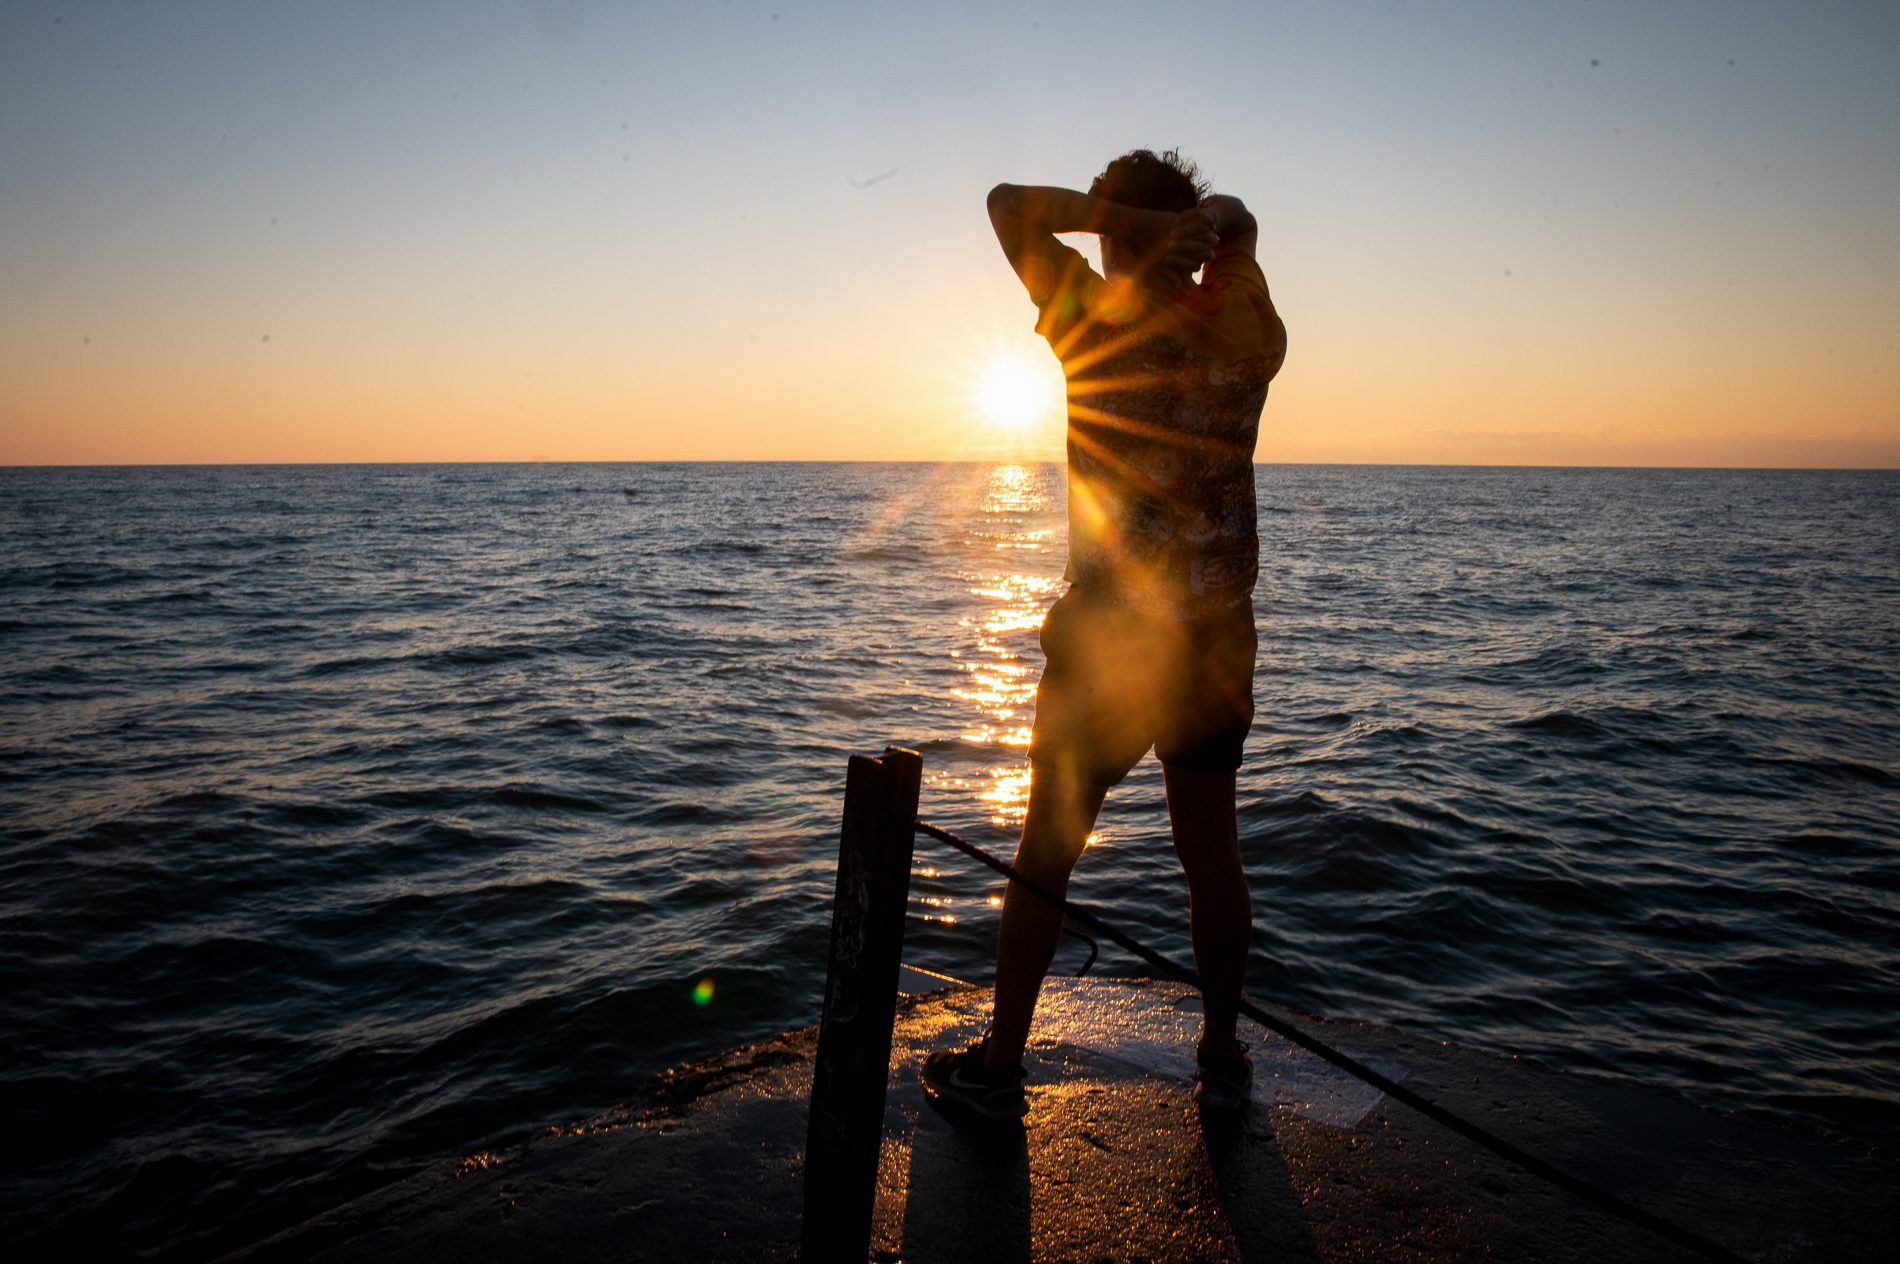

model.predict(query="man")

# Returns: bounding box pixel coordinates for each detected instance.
[923,149,1287,1121]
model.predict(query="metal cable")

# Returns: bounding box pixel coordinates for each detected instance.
[1060,924,1098,976]
[913,816,1748,1264]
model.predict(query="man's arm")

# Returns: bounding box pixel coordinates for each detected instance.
[987,184,1177,298]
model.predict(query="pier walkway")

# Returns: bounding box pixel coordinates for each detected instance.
[225,978,1894,1262]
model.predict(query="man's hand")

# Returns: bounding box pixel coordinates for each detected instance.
[1151,207,1220,290]
[1198,195,1258,259]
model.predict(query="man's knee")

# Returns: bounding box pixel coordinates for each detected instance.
[1015,764,1110,872]
[1014,796,1095,874]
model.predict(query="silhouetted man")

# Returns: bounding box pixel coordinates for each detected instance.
[924,150,1287,1120]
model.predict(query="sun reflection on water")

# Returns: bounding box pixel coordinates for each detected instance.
[946,463,1064,829]
[977,763,1033,822]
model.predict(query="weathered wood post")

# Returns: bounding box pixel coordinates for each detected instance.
[801,746,922,1262]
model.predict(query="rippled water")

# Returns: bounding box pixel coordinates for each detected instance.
[1,462,1896,1260]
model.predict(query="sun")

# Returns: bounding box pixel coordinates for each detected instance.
[973,353,1061,433]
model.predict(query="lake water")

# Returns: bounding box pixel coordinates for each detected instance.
[1,461,1895,1260]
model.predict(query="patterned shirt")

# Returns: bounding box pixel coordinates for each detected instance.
[1027,244,1286,620]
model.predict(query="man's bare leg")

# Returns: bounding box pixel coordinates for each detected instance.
[982,764,1109,1073]
[1162,763,1251,1058]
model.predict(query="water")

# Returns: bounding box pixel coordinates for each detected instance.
[1,462,1896,1260]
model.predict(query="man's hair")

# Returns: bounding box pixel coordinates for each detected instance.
[1089,148,1208,214]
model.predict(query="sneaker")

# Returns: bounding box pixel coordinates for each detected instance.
[921,1038,1028,1124]
[1193,1045,1253,1112]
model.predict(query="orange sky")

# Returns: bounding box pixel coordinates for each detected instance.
[3,3,1896,468]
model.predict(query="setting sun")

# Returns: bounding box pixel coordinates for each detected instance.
[973,354,1063,433]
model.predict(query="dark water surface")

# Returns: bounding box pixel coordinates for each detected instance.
[2,462,1896,1259]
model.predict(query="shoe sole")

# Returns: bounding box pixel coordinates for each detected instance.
[921,1078,1027,1125]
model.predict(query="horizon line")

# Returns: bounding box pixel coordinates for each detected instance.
[3,458,1896,473]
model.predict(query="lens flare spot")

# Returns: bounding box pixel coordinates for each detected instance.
[692,977,716,1006]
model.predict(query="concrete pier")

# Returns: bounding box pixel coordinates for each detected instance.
[223,979,1896,1262]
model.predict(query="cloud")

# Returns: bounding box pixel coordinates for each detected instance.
[1266,425,1900,469]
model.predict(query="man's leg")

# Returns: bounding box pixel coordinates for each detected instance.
[1162,763,1251,1059]
[983,763,1109,1072]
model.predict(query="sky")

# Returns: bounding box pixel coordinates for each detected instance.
[2,0,1896,467]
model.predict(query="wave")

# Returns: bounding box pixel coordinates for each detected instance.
[3,461,1897,1260]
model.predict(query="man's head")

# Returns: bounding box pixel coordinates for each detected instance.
[1091,148,1207,278]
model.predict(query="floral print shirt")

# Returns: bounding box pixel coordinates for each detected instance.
[1028,245,1286,620]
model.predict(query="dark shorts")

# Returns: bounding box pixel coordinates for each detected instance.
[1028,586,1257,786]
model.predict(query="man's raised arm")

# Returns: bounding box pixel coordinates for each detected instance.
[986,184,1179,298]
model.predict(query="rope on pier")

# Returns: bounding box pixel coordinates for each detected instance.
[913,816,1749,1264]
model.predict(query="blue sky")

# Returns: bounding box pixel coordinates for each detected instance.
[4,1,1896,464]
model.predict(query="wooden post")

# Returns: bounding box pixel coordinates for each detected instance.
[801,746,921,1262]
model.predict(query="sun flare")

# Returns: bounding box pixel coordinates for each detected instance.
[973,354,1062,433]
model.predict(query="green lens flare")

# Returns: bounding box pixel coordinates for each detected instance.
[692,977,715,1006]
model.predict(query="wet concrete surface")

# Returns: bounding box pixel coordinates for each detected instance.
[223,979,1897,1263]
